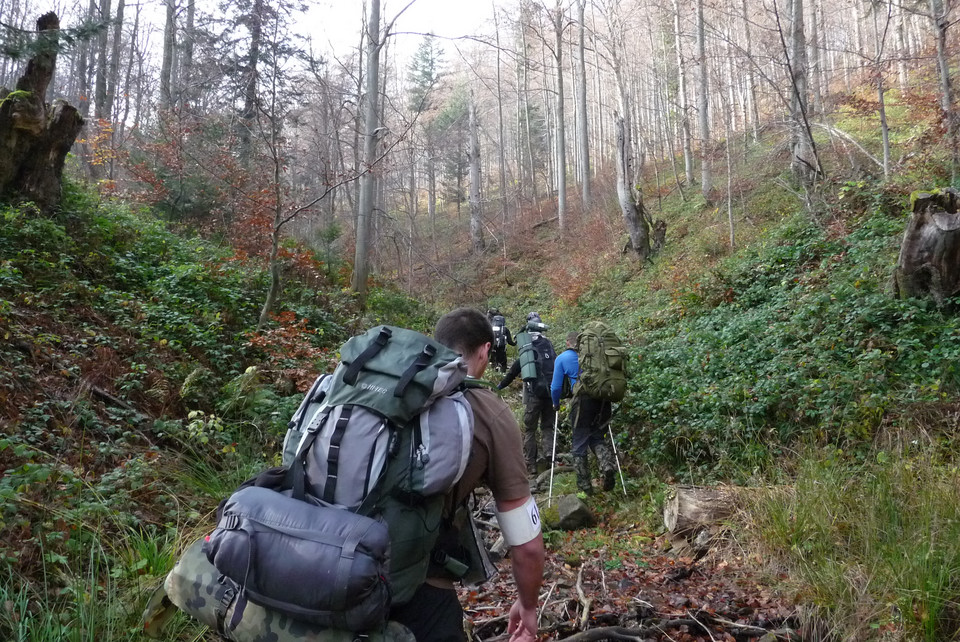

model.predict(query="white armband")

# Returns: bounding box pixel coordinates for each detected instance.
[495,496,541,546]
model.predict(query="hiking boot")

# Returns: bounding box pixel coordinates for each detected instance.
[602,469,616,492]
[574,455,593,495]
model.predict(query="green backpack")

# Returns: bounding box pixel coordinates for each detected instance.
[575,322,628,402]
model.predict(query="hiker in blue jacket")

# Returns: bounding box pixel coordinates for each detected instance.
[551,331,580,409]
[551,331,616,494]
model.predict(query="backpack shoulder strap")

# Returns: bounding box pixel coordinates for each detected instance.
[342,327,393,385]
[462,378,495,390]
[395,342,438,397]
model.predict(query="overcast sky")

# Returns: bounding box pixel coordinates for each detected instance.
[310,0,496,61]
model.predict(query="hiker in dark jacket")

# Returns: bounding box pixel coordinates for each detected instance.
[497,312,556,475]
[487,308,514,372]
[551,330,616,494]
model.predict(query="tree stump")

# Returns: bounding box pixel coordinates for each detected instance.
[0,12,84,211]
[663,485,736,553]
[892,188,960,305]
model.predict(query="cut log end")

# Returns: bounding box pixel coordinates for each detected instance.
[663,485,736,538]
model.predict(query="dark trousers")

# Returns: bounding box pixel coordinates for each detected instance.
[570,394,612,455]
[390,583,466,642]
[491,346,508,371]
[522,389,556,473]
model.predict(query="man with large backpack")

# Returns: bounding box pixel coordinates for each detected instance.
[551,323,627,495]
[497,312,557,476]
[155,316,542,642]
[487,308,514,372]
[391,307,544,642]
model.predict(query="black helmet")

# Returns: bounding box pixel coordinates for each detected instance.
[489,308,500,316]
[526,311,541,323]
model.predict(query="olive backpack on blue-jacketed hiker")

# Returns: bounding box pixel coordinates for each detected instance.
[575,321,628,402]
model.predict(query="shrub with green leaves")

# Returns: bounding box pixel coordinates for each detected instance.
[621,199,960,477]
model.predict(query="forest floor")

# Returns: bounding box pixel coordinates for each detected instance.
[460,481,798,642]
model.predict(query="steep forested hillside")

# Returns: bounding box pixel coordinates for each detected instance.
[5,0,960,639]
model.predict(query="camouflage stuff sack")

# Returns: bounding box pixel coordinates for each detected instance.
[156,537,415,642]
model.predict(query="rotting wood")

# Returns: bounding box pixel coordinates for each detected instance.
[0,12,84,210]
[892,188,960,304]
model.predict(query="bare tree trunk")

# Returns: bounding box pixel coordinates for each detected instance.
[257,20,285,331]
[615,115,649,261]
[553,1,567,235]
[351,0,382,304]
[494,7,509,225]
[874,0,892,179]
[783,0,818,187]
[119,2,140,137]
[929,0,957,182]
[468,91,485,253]
[576,0,590,211]
[93,0,111,119]
[105,0,124,119]
[159,0,175,108]
[239,0,264,166]
[807,0,822,116]
[78,0,96,119]
[722,73,735,248]
[742,0,759,142]
[520,20,540,211]
[673,0,694,185]
[696,0,712,200]
[896,0,909,91]
[181,0,195,108]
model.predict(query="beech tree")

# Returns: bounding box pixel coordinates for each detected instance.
[468,89,485,252]
[351,0,382,303]
[696,0,711,199]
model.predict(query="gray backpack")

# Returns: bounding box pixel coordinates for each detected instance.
[203,326,474,633]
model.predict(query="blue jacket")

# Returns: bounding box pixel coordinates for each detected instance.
[551,348,579,406]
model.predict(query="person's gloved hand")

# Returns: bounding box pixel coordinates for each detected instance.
[553,405,560,413]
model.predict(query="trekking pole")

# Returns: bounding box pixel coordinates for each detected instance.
[548,409,559,507]
[608,425,627,497]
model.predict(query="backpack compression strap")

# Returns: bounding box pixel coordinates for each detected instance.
[321,406,353,504]
[283,405,354,506]
[395,343,437,397]
[343,327,393,386]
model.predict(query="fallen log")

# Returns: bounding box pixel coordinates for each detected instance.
[663,485,736,537]
[663,485,737,556]
[532,216,558,229]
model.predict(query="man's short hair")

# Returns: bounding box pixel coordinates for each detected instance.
[566,331,579,346]
[435,307,494,354]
